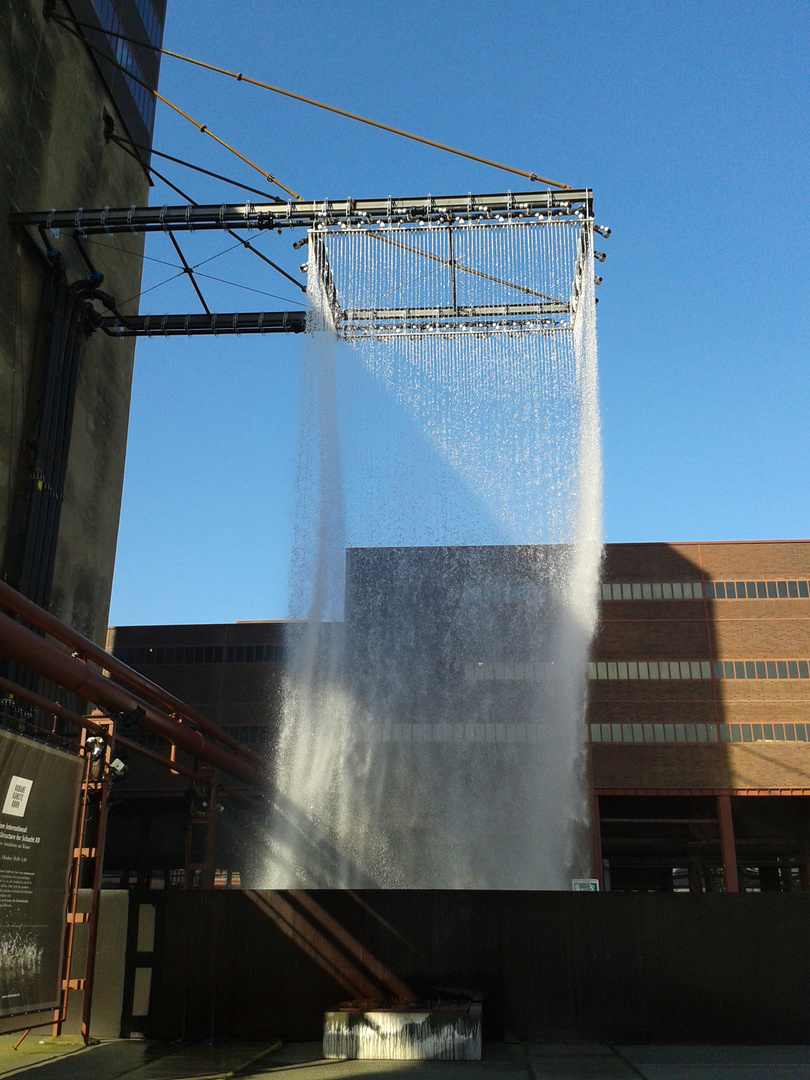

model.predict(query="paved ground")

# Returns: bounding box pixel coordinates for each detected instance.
[1,1038,809,1080]
[615,1044,810,1080]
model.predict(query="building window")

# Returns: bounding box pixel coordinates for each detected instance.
[586,658,810,681]
[112,642,280,666]
[601,579,809,601]
[591,721,808,744]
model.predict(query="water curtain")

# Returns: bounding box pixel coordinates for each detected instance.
[266,210,602,889]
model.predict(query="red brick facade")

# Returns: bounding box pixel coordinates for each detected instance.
[590,541,810,795]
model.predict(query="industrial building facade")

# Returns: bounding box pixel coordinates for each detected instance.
[105,540,810,893]
[1,0,164,647]
[0,0,165,1040]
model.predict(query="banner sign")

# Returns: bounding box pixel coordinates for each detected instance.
[0,729,83,1019]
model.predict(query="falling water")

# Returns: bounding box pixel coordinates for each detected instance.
[263,214,602,888]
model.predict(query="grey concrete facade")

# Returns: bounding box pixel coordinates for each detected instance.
[1,1,154,644]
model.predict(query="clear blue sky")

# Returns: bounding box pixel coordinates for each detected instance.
[108,0,809,626]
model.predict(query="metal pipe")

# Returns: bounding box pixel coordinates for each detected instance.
[99,310,306,337]
[0,580,266,768]
[0,609,267,790]
[10,190,592,235]
[0,674,205,783]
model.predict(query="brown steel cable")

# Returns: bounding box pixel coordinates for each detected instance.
[50,12,572,190]
[152,91,301,199]
[50,11,301,199]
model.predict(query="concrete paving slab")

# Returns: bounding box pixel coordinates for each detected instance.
[0,1038,166,1080]
[526,1043,639,1078]
[0,1039,276,1080]
[241,1041,528,1078]
[4,1040,809,1080]
[116,1041,279,1080]
[617,1044,810,1080]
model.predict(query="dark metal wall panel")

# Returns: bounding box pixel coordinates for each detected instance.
[139,890,810,1044]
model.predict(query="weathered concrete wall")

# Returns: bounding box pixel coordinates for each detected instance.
[1,1,150,643]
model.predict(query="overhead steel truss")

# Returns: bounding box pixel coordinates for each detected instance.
[11,189,592,235]
[11,189,595,339]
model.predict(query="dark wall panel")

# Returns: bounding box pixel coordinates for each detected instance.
[140,891,810,1045]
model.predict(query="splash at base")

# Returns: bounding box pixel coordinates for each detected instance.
[324,1001,482,1061]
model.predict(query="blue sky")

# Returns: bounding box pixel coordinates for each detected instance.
[108,0,809,626]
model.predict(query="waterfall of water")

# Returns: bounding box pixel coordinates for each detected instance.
[263,216,602,889]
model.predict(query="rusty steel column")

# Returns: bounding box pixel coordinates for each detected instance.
[591,792,604,889]
[717,794,739,893]
[80,719,114,1044]
[54,750,93,1036]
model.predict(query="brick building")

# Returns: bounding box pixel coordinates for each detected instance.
[592,541,809,892]
[105,540,810,892]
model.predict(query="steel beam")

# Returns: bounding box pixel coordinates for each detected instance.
[99,303,571,338]
[10,189,592,235]
[0,608,267,790]
[346,302,570,320]
[100,311,307,336]
[0,578,266,767]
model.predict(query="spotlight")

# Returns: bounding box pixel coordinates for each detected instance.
[594,224,611,239]
[594,250,607,263]
[85,735,106,779]
[292,236,308,250]
[594,275,603,286]
[299,262,308,273]
[85,736,105,761]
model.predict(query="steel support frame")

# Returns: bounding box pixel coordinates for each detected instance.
[99,310,306,336]
[10,189,592,236]
[54,717,114,1042]
[11,191,593,341]
[595,789,747,893]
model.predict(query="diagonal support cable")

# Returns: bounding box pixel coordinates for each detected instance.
[109,131,283,203]
[168,232,210,315]
[109,133,306,294]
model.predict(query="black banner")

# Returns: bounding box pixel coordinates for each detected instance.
[0,730,83,1019]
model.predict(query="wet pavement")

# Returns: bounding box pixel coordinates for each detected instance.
[0,1038,809,1079]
